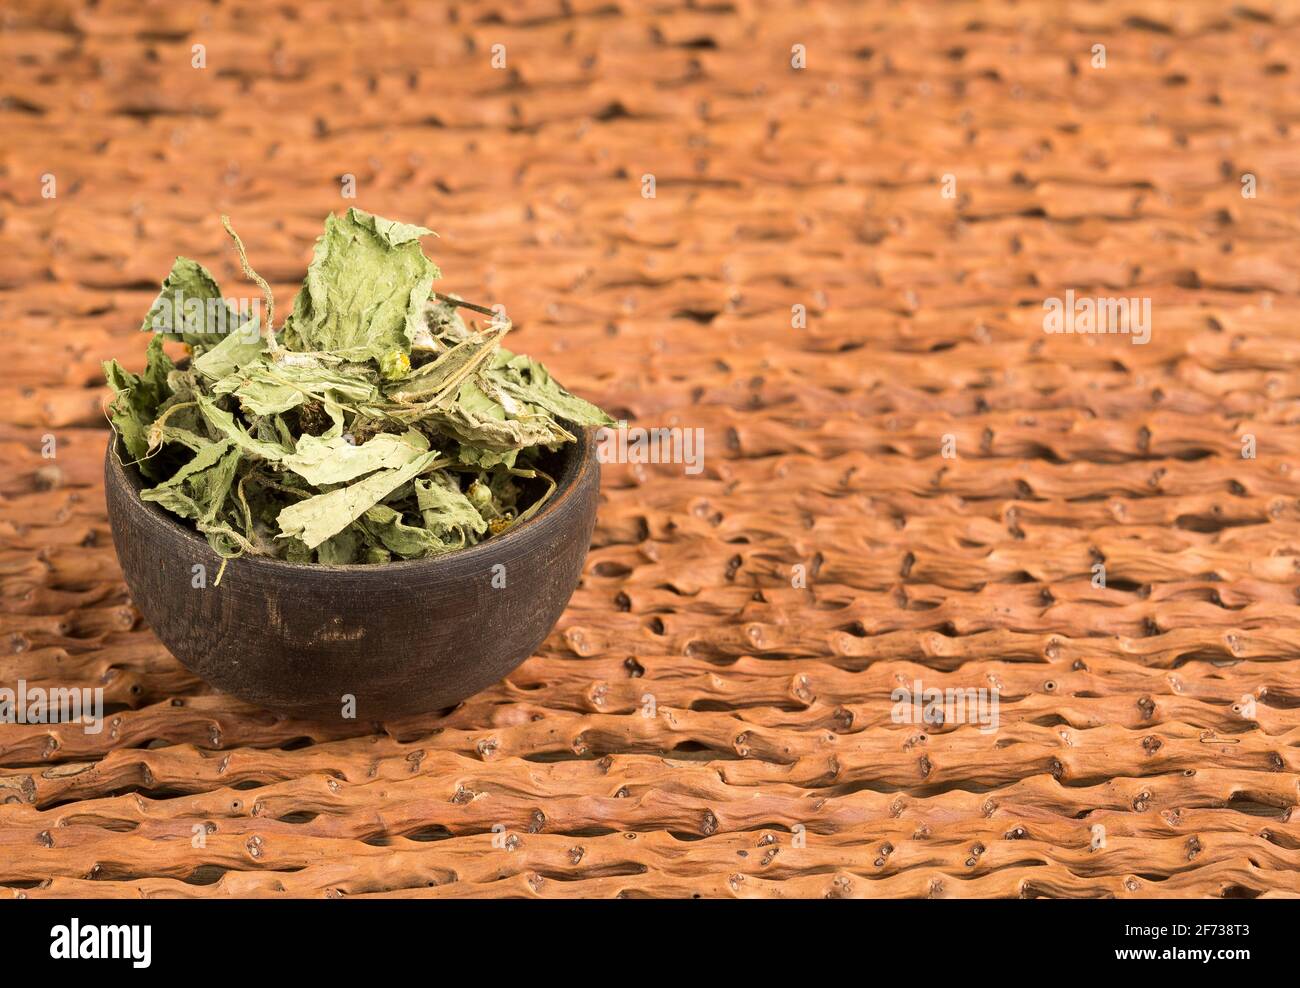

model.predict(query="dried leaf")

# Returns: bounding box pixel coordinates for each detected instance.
[281,207,439,364]
[282,429,430,485]
[193,329,265,381]
[139,441,240,525]
[195,394,289,462]
[104,335,175,477]
[275,450,440,549]
[141,257,247,345]
[360,504,450,558]
[415,473,487,544]
[211,360,379,417]
[487,350,615,427]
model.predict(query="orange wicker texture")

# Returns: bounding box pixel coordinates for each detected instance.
[2,0,1300,897]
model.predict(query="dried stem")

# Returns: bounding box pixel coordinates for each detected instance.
[221,215,281,353]
[433,292,500,318]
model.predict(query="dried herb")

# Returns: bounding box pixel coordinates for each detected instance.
[104,208,613,576]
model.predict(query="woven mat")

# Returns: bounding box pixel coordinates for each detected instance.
[3,0,1300,898]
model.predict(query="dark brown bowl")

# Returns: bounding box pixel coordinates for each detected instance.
[104,430,599,721]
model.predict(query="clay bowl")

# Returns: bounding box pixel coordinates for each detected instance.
[104,428,599,721]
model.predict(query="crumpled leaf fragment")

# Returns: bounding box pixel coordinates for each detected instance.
[139,440,239,524]
[360,504,450,559]
[211,359,379,417]
[141,257,249,345]
[316,528,362,565]
[104,335,175,477]
[192,329,265,381]
[430,378,574,467]
[282,429,430,486]
[275,450,440,549]
[195,394,289,462]
[280,207,439,364]
[487,349,615,427]
[415,473,487,545]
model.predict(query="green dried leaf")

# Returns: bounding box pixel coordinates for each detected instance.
[141,257,246,345]
[104,335,175,477]
[139,441,240,524]
[360,504,450,559]
[211,359,379,417]
[141,333,176,404]
[316,528,362,565]
[275,450,439,549]
[192,329,265,381]
[282,429,430,485]
[195,394,289,462]
[415,472,487,544]
[430,378,574,466]
[486,350,614,427]
[281,207,439,364]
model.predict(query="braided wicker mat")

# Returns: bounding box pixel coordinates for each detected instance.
[3,0,1300,899]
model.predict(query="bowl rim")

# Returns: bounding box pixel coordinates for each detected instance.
[104,423,598,575]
